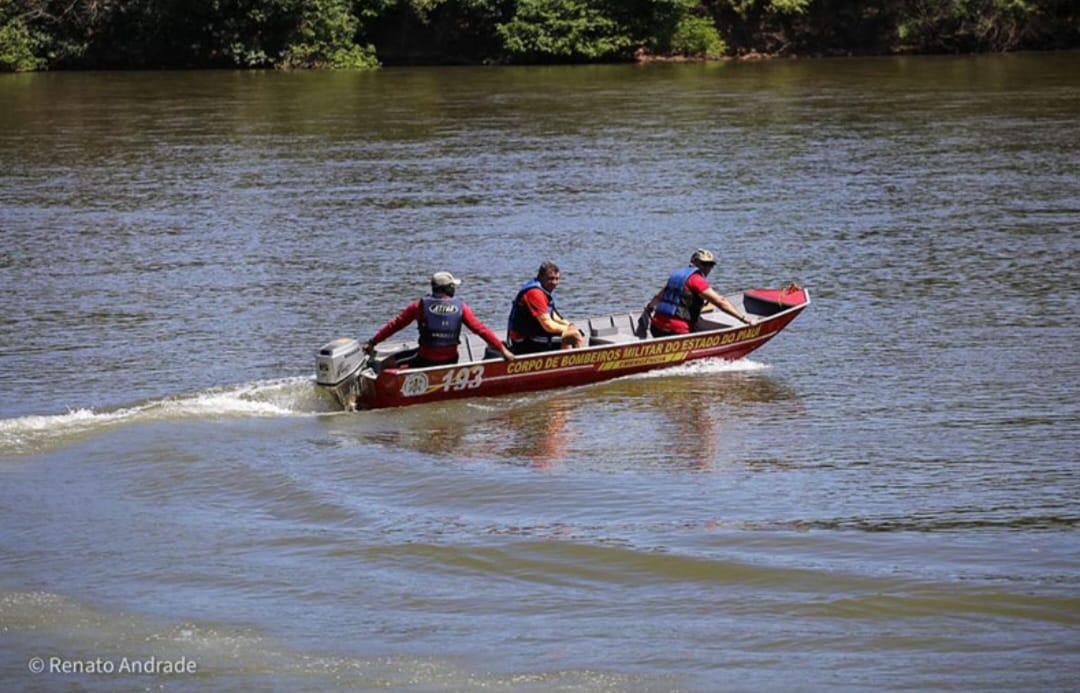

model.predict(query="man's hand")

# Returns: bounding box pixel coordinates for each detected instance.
[561,324,586,349]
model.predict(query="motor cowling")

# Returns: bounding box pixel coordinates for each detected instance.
[315,338,366,386]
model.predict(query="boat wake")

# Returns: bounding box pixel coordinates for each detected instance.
[0,377,333,458]
[2,360,770,458]
[627,356,770,379]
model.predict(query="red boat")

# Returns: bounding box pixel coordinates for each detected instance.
[315,285,810,410]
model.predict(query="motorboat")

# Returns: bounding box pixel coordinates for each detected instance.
[315,285,810,410]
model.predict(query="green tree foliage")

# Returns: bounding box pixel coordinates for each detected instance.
[670,15,727,57]
[496,0,635,61]
[896,0,1046,52]
[0,1,48,71]
[361,0,513,65]
[703,0,811,55]
[613,0,717,57]
[1,0,379,69]
[704,0,1073,55]
[493,0,731,62]
[280,0,378,68]
[1,0,1076,71]
[1,0,96,69]
[723,0,810,16]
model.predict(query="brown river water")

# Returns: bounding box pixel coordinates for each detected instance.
[1,53,1078,691]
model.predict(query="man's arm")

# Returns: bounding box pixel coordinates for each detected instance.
[462,305,515,361]
[700,288,757,325]
[364,301,421,352]
[524,288,571,335]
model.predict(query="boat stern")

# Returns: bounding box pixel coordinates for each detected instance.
[315,337,368,410]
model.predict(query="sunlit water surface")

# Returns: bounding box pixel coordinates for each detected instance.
[1,53,1078,692]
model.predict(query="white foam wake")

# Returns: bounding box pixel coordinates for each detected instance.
[627,357,770,379]
[0,377,329,458]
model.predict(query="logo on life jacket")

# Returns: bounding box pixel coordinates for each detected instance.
[420,296,465,348]
[428,303,460,315]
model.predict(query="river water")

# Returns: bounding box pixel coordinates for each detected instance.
[1,53,1078,692]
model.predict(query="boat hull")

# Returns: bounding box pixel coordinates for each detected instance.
[339,286,809,410]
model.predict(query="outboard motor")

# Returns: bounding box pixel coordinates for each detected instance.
[315,338,366,386]
[315,338,368,409]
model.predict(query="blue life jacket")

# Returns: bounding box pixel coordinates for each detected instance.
[419,296,464,348]
[655,266,705,325]
[508,279,557,344]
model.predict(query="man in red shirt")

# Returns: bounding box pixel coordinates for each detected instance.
[646,249,758,337]
[363,271,514,368]
[507,261,586,354]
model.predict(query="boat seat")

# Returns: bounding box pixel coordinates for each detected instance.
[588,316,640,346]
[694,312,740,332]
[374,340,416,357]
[462,334,499,362]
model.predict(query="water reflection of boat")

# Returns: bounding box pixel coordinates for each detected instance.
[566,368,805,470]
[348,362,805,470]
[499,395,575,469]
[316,286,809,411]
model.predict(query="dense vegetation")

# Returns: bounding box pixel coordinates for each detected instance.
[2,0,1077,71]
